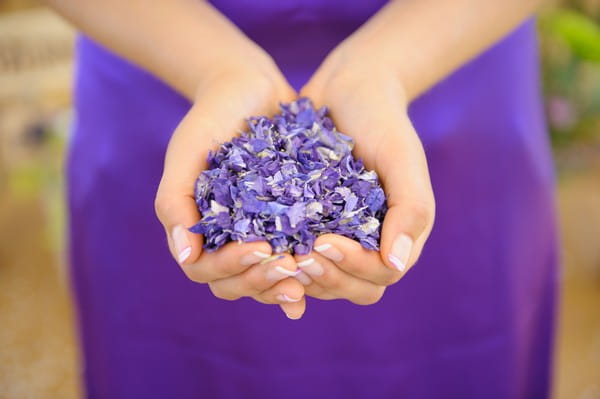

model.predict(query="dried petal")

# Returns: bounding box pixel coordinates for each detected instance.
[189,98,388,254]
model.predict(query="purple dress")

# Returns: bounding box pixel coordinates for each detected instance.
[67,1,558,398]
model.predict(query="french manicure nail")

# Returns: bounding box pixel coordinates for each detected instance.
[388,234,413,272]
[297,258,315,267]
[178,247,192,264]
[266,265,300,281]
[276,294,302,303]
[314,243,344,262]
[172,225,191,264]
[240,251,271,266]
[296,258,324,277]
[274,266,301,277]
[314,243,331,252]
[281,309,297,320]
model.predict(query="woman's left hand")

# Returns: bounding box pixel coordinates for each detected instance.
[296,41,436,305]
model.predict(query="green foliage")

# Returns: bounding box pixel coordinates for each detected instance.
[546,10,600,62]
[539,8,600,146]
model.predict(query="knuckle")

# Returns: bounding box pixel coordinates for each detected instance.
[207,283,225,299]
[320,273,342,291]
[208,283,238,301]
[243,270,263,292]
[251,294,269,305]
[342,261,363,276]
[153,192,171,222]
[184,269,208,284]
[355,286,386,306]
[410,200,434,230]
[381,273,401,286]
[218,260,240,277]
[304,284,325,299]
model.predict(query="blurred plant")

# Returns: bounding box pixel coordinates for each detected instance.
[2,110,69,256]
[539,7,600,146]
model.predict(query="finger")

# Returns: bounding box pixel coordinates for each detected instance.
[154,194,203,266]
[156,89,296,267]
[377,127,435,273]
[381,202,433,272]
[210,266,307,320]
[293,271,313,286]
[207,253,300,300]
[303,284,337,300]
[182,240,272,283]
[279,297,306,320]
[252,277,305,305]
[307,234,403,286]
[294,251,386,306]
[297,273,338,300]
[155,105,219,266]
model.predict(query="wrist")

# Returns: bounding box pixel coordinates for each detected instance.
[190,47,279,104]
[328,39,410,109]
[184,1,281,103]
[334,2,418,103]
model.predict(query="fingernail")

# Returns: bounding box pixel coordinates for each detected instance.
[275,266,301,276]
[240,250,271,266]
[296,258,324,277]
[388,234,413,272]
[276,294,302,303]
[297,258,315,267]
[178,247,192,264]
[282,309,299,320]
[266,265,300,281]
[314,243,344,262]
[172,225,191,264]
[294,271,313,286]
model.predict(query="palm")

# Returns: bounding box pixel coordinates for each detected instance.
[294,62,435,303]
[156,69,310,319]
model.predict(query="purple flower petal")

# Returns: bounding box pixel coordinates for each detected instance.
[190,98,388,254]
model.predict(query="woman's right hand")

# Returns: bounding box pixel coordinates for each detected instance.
[154,54,307,319]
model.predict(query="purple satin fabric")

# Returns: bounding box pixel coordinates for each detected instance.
[67,1,558,398]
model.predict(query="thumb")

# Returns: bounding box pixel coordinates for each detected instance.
[378,126,435,273]
[155,105,215,266]
[155,192,203,266]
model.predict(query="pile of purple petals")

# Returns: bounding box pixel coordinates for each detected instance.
[189,98,388,255]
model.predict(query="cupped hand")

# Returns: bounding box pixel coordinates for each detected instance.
[296,42,435,304]
[155,56,307,319]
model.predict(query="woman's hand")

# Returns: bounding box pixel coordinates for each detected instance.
[296,41,435,305]
[154,54,308,319]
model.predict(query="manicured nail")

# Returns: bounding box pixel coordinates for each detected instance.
[275,266,301,276]
[296,258,324,276]
[388,234,413,272]
[297,258,315,267]
[240,251,271,266]
[276,294,302,303]
[178,247,192,264]
[281,309,299,320]
[294,271,313,286]
[314,243,344,262]
[266,265,300,281]
[172,225,191,264]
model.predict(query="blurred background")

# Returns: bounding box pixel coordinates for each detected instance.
[0,0,598,398]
